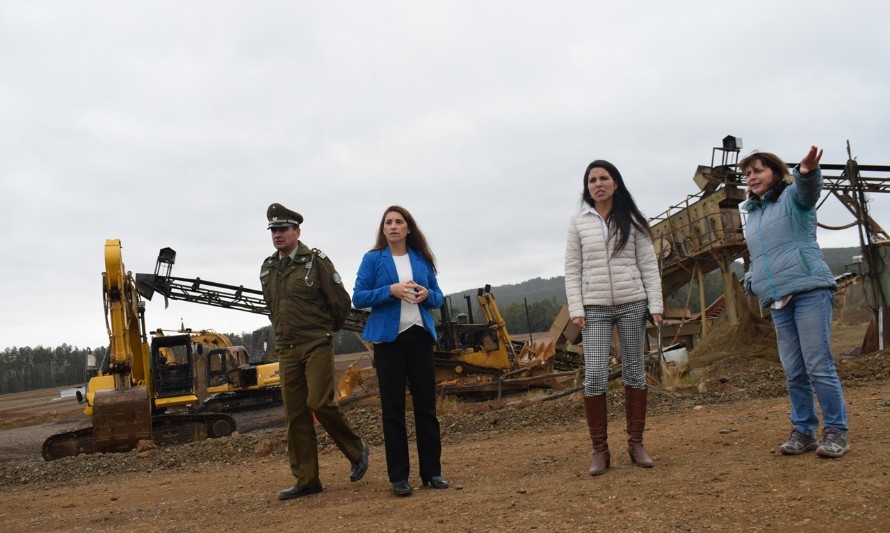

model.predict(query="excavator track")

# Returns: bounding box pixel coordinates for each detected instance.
[42,413,237,461]
[196,386,283,413]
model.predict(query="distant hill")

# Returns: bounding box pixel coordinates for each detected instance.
[445,276,567,315]
[821,246,863,274]
[445,246,863,321]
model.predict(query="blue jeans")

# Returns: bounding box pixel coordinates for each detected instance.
[771,288,847,435]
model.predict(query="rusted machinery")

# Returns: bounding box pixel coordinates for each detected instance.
[649,136,890,350]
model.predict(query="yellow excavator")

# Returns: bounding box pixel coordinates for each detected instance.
[41,240,236,461]
[152,327,282,412]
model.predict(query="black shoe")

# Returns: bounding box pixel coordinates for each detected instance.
[349,441,370,482]
[391,480,413,497]
[423,476,449,489]
[276,485,323,501]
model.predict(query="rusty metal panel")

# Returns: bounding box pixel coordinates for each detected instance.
[650,186,749,297]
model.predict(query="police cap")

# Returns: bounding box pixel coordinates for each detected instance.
[267,203,303,229]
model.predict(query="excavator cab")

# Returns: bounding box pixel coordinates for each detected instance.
[150,334,197,399]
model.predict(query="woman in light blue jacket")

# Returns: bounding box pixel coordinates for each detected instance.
[741,145,848,458]
[353,205,448,496]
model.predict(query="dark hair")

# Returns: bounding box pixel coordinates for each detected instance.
[738,151,792,200]
[372,205,437,273]
[581,160,651,255]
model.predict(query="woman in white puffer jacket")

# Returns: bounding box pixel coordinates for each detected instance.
[565,159,663,477]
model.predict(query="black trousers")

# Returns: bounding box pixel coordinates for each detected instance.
[374,325,442,483]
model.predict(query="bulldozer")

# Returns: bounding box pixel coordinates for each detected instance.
[41,240,237,461]
[338,285,582,400]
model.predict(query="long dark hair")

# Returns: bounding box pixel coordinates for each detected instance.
[371,205,437,273]
[581,160,651,255]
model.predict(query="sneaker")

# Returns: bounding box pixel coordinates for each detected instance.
[816,428,850,458]
[779,429,818,455]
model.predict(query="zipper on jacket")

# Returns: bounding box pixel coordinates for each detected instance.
[603,218,615,305]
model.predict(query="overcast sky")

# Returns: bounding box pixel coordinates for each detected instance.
[2,1,888,350]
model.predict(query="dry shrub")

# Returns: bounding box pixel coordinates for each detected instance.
[659,361,685,388]
[436,394,462,415]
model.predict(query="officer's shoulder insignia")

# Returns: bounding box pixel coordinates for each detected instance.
[332,271,342,284]
[312,248,327,259]
[260,270,270,279]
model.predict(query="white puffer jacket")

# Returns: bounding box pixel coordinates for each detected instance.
[564,208,663,320]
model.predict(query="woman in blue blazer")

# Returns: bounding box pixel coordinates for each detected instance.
[353,205,448,496]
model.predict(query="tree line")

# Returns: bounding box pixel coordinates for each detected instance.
[0,345,107,394]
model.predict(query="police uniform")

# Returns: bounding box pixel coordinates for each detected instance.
[261,203,366,495]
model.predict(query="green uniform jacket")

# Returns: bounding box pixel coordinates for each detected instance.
[259,241,352,344]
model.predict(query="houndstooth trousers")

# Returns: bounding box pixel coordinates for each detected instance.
[581,299,649,396]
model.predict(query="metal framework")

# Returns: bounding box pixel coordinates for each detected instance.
[134,271,370,333]
[649,138,890,338]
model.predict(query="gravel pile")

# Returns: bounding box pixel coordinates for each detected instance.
[2,350,886,488]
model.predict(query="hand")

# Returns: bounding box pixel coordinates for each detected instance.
[572,317,585,330]
[405,281,428,304]
[390,281,424,304]
[651,313,663,327]
[799,145,823,175]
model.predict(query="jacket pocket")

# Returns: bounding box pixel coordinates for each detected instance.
[625,265,643,293]
[795,249,813,276]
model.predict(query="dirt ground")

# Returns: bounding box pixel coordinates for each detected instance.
[1,320,889,532]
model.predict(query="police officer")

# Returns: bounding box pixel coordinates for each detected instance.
[260,203,369,500]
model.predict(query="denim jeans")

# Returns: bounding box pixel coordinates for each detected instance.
[771,288,847,434]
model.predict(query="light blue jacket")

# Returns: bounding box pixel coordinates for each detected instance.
[742,166,836,308]
[352,247,444,343]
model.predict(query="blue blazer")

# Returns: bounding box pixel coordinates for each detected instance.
[352,247,444,343]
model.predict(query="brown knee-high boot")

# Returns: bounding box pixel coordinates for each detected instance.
[583,394,610,476]
[625,386,654,468]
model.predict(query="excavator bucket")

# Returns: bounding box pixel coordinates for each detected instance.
[93,386,152,453]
